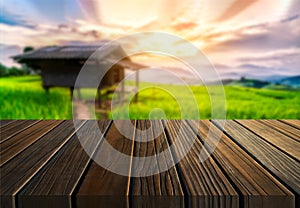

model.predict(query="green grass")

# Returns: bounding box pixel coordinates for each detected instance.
[0,76,71,119]
[223,86,300,119]
[110,82,300,119]
[0,76,299,119]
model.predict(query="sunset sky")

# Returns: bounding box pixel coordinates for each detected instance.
[1,0,300,80]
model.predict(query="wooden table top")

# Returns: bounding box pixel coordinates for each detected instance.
[0,120,299,208]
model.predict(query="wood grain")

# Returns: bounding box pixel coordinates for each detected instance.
[0,121,85,208]
[165,120,239,208]
[280,120,300,129]
[0,120,39,143]
[189,120,294,208]
[17,120,110,208]
[0,120,62,166]
[237,120,300,161]
[0,120,299,208]
[258,120,300,143]
[76,121,134,208]
[213,120,300,205]
[131,120,184,208]
[0,120,15,128]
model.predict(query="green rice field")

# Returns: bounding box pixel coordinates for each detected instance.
[0,76,299,119]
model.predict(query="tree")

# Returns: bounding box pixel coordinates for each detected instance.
[0,63,27,77]
[23,46,35,74]
[0,63,9,77]
[23,46,34,53]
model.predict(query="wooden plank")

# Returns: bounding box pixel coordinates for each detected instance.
[189,120,294,208]
[281,120,300,129]
[213,120,300,205]
[259,120,300,143]
[131,120,184,208]
[1,120,298,208]
[0,120,62,167]
[165,120,239,208]
[76,121,135,208]
[0,120,39,143]
[237,120,300,161]
[17,120,110,208]
[0,121,85,208]
[0,120,16,128]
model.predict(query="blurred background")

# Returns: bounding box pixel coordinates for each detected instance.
[0,0,299,119]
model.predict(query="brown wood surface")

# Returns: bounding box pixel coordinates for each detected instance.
[0,120,39,143]
[213,120,300,205]
[131,120,184,208]
[189,120,294,208]
[237,120,300,161]
[280,120,300,129]
[18,120,110,208]
[0,120,299,208]
[165,120,238,208]
[0,121,85,208]
[0,120,61,167]
[0,120,16,128]
[76,121,134,208]
[258,120,300,143]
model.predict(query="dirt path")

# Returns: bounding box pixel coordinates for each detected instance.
[73,100,92,119]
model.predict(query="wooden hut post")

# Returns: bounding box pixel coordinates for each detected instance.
[70,87,74,100]
[43,86,49,93]
[134,69,139,103]
[121,77,125,104]
[97,89,102,108]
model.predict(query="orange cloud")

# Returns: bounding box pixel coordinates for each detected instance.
[215,0,259,21]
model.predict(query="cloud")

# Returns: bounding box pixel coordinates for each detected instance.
[207,46,300,80]
[1,0,84,27]
[0,44,22,66]
[0,21,114,48]
[0,7,36,28]
[215,0,259,22]
[236,48,300,74]
[289,0,300,16]
[237,63,299,77]
[281,14,299,23]
[205,15,300,52]
[1,0,299,80]
[237,48,300,63]
[212,61,299,80]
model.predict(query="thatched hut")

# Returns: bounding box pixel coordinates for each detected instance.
[13,42,143,106]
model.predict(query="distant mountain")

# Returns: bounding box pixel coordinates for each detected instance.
[277,76,300,88]
[263,75,292,82]
[228,78,269,88]
[207,78,268,88]
[207,75,300,89]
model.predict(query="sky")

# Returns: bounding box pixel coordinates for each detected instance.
[0,0,300,80]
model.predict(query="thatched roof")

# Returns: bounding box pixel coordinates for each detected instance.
[12,42,147,71]
[12,41,126,62]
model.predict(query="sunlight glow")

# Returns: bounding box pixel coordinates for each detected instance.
[74,0,293,51]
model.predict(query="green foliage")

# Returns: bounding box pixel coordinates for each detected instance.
[0,76,299,119]
[0,64,9,77]
[23,46,34,53]
[0,63,27,77]
[230,78,269,88]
